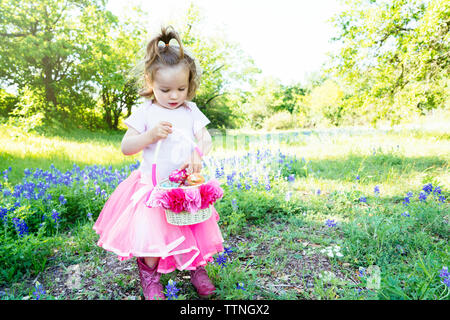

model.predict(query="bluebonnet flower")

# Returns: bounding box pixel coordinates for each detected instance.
[95,185,101,195]
[0,207,8,224]
[359,196,367,203]
[245,182,251,190]
[325,219,337,227]
[374,185,380,195]
[226,175,234,188]
[51,209,61,224]
[355,175,360,181]
[433,186,442,195]
[231,199,238,211]
[164,279,180,300]
[12,218,29,237]
[87,212,93,219]
[403,191,413,206]
[316,189,321,195]
[438,195,446,203]
[357,267,366,278]
[215,253,228,268]
[439,267,449,288]
[236,282,246,290]
[32,282,46,300]
[2,169,9,181]
[422,183,433,195]
[59,194,67,205]
[418,192,427,202]
[401,211,410,217]
[224,246,233,256]
[288,174,295,183]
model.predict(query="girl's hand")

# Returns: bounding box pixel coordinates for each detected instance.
[149,121,173,141]
[180,150,202,174]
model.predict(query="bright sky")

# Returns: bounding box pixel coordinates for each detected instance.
[107,0,343,85]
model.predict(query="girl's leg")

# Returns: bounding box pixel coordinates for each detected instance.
[144,256,159,269]
[136,256,164,300]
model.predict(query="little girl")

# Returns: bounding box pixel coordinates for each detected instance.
[93,26,224,300]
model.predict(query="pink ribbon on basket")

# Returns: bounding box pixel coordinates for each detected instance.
[151,128,203,186]
[130,127,204,207]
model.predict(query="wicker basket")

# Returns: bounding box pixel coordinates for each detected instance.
[149,129,218,226]
[165,206,212,226]
[154,178,213,226]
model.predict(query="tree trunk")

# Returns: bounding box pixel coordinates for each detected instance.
[42,56,58,113]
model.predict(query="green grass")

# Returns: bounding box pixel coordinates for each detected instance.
[0,117,449,300]
[0,125,139,184]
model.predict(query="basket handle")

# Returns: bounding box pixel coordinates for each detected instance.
[151,128,203,186]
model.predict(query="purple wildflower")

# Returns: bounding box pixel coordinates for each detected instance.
[0,207,7,224]
[231,198,238,211]
[59,194,67,205]
[164,280,180,300]
[32,282,46,300]
[433,186,442,195]
[51,209,60,224]
[224,247,233,256]
[422,183,433,195]
[215,253,228,268]
[325,219,337,227]
[418,192,427,202]
[236,282,246,290]
[439,267,450,288]
[12,218,29,237]
[374,185,380,195]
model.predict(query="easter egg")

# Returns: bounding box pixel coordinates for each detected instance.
[169,169,188,183]
[186,173,205,186]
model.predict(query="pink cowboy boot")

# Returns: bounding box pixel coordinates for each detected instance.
[136,257,165,300]
[190,266,216,298]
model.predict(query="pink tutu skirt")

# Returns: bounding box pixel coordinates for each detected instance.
[93,170,224,274]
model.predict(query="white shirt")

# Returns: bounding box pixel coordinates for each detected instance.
[124,99,210,183]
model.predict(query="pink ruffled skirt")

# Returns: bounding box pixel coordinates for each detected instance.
[93,170,224,274]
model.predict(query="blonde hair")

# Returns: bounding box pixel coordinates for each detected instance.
[137,26,200,100]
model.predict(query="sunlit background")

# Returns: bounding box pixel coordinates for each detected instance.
[106,0,343,85]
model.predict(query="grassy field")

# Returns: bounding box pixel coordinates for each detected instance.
[0,117,448,300]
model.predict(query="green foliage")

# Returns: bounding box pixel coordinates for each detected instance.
[0,0,111,127]
[0,89,18,118]
[328,0,450,125]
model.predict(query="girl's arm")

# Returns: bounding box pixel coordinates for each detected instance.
[179,127,212,173]
[121,122,172,156]
[195,127,213,156]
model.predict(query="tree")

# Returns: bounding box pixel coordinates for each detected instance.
[271,84,307,114]
[329,0,450,125]
[0,0,115,126]
[89,16,143,130]
[308,79,345,126]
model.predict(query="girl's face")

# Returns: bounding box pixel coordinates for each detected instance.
[149,64,190,110]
